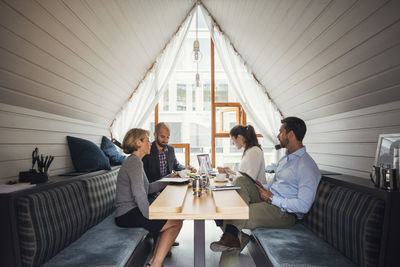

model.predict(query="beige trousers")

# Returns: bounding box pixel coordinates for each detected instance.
[218,176,296,267]
[223,176,295,231]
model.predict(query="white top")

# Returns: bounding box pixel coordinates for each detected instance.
[234,146,266,183]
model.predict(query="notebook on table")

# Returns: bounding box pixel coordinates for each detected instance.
[157,177,190,184]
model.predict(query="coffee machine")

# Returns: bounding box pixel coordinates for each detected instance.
[371,147,400,191]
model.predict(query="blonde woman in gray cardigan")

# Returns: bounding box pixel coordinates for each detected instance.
[115,128,183,267]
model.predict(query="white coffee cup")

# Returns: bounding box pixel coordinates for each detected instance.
[215,173,227,181]
[178,169,190,178]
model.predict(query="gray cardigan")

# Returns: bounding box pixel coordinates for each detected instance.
[115,154,165,218]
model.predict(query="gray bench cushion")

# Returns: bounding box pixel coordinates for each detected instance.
[252,224,356,267]
[43,214,149,267]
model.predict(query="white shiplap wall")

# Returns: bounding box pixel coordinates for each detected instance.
[203,0,400,117]
[203,0,400,179]
[0,103,109,184]
[0,0,194,125]
[1,0,400,181]
[305,101,400,179]
[0,0,193,183]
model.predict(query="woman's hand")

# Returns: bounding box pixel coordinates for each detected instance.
[223,167,236,175]
[187,165,197,173]
[256,184,272,202]
[217,167,226,174]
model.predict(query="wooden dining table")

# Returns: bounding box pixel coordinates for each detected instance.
[149,180,249,267]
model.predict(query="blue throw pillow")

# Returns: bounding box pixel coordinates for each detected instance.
[101,136,127,166]
[66,136,111,172]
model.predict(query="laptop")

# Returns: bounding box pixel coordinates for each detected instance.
[197,154,218,175]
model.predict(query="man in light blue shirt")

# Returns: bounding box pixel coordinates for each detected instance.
[210,117,321,253]
[265,146,320,219]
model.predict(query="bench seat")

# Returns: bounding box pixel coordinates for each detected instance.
[248,178,388,267]
[0,167,153,266]
[252,224,355,267]
[43,213,151,267]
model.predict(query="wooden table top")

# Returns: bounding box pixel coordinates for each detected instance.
[149,182,249,220]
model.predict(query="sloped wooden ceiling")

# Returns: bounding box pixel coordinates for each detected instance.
[203,0,400,120]
[0,0,194,125]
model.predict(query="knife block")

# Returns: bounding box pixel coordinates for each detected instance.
[19,170,48,184]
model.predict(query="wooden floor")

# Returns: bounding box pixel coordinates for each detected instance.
[161,220,256,267]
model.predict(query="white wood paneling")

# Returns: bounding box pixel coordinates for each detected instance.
[305,101,400,179]
[203,0,400,179]
[1,0,400,183]
[0,103,108,184]
[0,0,193,184]
[0,0,194,124]
[204,0,400,121]
[270,0,395,96]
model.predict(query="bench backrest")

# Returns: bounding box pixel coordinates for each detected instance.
[17,181,90,266]
[15,168,120,266]
[82,169,118,228]
[304,180,385,267]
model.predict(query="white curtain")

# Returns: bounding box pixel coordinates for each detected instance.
[200,5,284,162]
[111,4,284,162]
[111,9,194,142]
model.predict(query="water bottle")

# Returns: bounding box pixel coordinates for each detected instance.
[199,158,207,176]
[192,175,201,197]
[200,174,209,193]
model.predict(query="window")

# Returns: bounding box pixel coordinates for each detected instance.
[213,102,248,167]
[215,103,246,136]
[203,83,211,111]
[168,122,182,143]
[215,83,228,102]
[191,84,196,111]
[189,122,211,155]
[151,7,273,169]
[177,84,187,111]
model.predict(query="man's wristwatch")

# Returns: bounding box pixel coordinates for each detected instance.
[267,193,274,204]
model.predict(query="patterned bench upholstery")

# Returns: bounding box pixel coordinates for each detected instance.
[82,168,118,228]
[17,181,90,266]
[249,179,386,267]
[321,186,385,266]
[7,168,152,267]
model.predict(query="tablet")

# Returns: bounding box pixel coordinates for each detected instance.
[238,171,263,187]
[208,185,241,191]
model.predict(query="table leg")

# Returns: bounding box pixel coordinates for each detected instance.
[194,219,205,267]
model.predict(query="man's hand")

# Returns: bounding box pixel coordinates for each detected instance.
[169,172,179,178]
[256,184,272,202]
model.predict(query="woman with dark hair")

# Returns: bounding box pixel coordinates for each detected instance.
[115,128,183,267]
[217,125,266,183]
